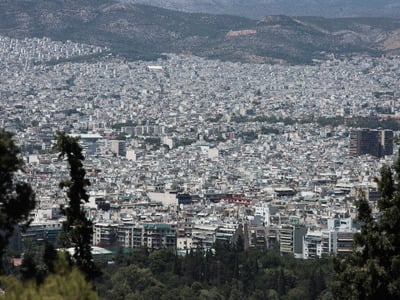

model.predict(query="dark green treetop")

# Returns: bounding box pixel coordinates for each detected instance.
[55,131,99,280]
[333,150,400,299]
[0,128,35,272]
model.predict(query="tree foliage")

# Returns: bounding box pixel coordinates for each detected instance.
[0,254,99,300]
[96,240,333,300]
[55,131,98,280]
[0,129,35,272]
[333,150,400,299]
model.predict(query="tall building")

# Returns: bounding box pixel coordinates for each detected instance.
[279,225,307,258]
[111,140,126,156]
[380,129,394,156]
[349,129,393,157]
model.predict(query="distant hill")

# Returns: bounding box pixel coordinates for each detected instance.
[1,0,400,64]
[123,0,400,20]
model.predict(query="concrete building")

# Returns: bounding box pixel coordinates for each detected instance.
[148,191,178,208]
[111,140,126,157]
[303,230,330,259]
[349,129,393,157]
[93,222,118,247]
[330,231,354,255]
[279,225,307,258]
[116,223,177,250]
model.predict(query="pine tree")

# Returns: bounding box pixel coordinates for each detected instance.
[0,129,35,272]
[55,131,99,280]
[333,151,400,299]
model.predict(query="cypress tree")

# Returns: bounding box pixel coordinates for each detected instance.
[55,131,99,280]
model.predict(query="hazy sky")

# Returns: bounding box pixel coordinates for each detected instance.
[124,0,400,19]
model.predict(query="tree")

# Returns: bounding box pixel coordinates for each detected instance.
[0,129,35,272]
[19,253,37,282]
[106,264,164,300]
[308,266,326,300]
[0,253,99,300]
[42,241,58,274]
[55,131,98,280]
[333,151,400,299]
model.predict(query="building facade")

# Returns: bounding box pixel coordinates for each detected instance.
[349,129,393,157]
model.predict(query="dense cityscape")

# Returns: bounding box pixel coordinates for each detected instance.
[1,34,399,262]
[0,37,400,258]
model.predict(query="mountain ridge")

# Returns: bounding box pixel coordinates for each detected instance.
[121,0,400,20]
[1,0,400,64]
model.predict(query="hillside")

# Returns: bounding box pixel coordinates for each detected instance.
[1,0,400,64]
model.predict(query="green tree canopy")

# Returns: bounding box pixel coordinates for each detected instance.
[333,150,400,299]
[0,253,99,300]
[0,129,35,272]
